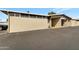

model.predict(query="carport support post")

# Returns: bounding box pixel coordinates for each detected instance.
[49,18,52,28]
[7,12,10,33]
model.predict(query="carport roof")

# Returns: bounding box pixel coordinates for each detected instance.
[0,10,49,17]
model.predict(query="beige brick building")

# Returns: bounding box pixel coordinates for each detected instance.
[0,10,79,33]
[1,10,49,33]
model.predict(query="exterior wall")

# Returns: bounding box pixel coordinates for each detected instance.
[76,21,79,26]
[51,18,71,28]
[70,20,76,26]
[9,16,49,33]
[70,20,79,26]
[60,16,71,27]
[62,19,71,27]
[52,18,61,28]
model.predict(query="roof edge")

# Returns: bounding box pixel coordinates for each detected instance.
[0,10,49,17]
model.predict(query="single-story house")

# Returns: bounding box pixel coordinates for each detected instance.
[0,10,79,33]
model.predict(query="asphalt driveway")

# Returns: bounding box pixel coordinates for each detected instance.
[0,26,79,50]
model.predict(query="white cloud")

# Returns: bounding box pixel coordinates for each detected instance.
[71,16,79,19]
[48,8,72,14]
[56,8,71,13]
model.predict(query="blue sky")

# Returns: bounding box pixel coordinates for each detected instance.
[0,8,79,21]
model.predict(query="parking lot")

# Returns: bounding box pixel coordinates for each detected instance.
[0,26,79,50]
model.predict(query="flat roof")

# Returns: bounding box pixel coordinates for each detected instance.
[0,10,49,17]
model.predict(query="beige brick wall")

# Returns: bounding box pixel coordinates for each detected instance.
[62,19,71,27]
[9,16,49,33]
[51,18,71,28]
[53,18,61,28]
[70,20,79,26]
[76,21,79,26]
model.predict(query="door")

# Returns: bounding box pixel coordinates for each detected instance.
[51,18,59,27]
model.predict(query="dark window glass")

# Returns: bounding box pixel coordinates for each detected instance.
[42,16,47,19]
[37,16,42,18]
[21,14,29,18]
[15,13,19,17]
[30,15,36,18]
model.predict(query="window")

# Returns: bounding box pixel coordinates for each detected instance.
[9,13,14,16]
[42,16,48,19]
[37,16,42,19]
[30,15,36,18]
[14,13,20,17]
[21,14,29,18]
[9,13,20,17]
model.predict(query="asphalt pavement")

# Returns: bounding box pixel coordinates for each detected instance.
[0,26,79,50]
